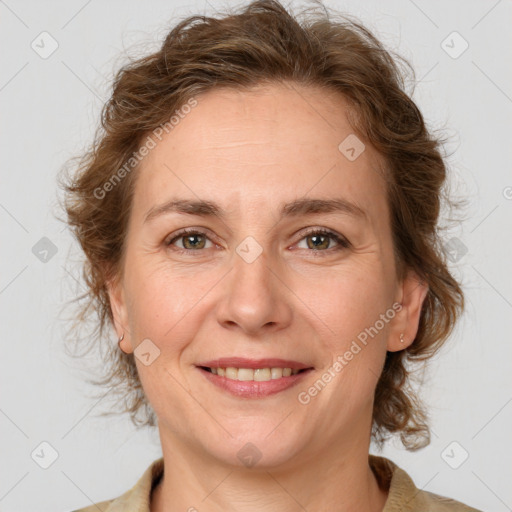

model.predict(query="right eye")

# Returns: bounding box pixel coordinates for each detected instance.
[165,229,215,252]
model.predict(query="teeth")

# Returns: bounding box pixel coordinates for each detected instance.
[208,367,302,381]
[226,367,238,379]
[254,368,271,381]
[271,367,283,379]
[237,368,254,381]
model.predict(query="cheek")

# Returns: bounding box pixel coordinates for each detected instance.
[294,261,392,396]
[123,257,222,361]
[124,262,200,418]
[123,259,183,342]
[126,256,195,328]
[294,260,393,345]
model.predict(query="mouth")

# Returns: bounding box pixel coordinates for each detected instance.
[195,358,314,398]
[199,366,310,380]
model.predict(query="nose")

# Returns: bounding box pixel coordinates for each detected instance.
[215,247,293,336]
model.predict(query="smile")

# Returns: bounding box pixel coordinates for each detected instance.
[196,358,314,398]
[200,366,306,381]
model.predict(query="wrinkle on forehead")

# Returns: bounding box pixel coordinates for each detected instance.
[133,83,390,237]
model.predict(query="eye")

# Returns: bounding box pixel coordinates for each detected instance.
[165,229,214,252]
[165,227,350,255]
[295,228,350,253]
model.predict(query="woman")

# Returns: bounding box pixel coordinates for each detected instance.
[61,0,481,510]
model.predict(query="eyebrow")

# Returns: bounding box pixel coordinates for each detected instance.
[144,197,367,224]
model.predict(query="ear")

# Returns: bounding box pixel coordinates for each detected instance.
[387,269,429,352]
[106,273,134,354]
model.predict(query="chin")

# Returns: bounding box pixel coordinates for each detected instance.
[197,424,307,470]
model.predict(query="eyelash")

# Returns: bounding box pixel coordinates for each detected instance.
[165,227,351,255]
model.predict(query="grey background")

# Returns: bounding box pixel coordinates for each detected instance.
[1,0,511,511]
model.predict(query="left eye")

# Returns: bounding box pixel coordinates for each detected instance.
[296,229,350,251]
[165,228,350,253]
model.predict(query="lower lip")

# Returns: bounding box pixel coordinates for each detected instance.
[197,367,313,398]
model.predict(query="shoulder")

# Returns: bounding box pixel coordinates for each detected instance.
[70,499,113,512]
[69,457,164,512]
[414,488,482,511]
[369,454,482,512]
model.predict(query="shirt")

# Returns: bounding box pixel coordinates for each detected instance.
[71,454,482,511]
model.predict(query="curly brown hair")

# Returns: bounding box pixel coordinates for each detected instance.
[58,0,464,450]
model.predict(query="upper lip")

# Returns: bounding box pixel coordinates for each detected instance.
[197,358,313,370]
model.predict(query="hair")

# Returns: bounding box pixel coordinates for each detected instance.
[58,0,464,450]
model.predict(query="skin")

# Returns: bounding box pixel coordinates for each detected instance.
[108,81,428,512]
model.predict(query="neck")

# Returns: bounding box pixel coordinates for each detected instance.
[151,426,388,512]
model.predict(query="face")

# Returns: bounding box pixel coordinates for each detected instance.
[108,82,427,469]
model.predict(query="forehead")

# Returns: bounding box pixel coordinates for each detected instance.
[132,83,388,223]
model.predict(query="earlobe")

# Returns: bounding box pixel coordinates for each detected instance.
[387,270,429,352]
